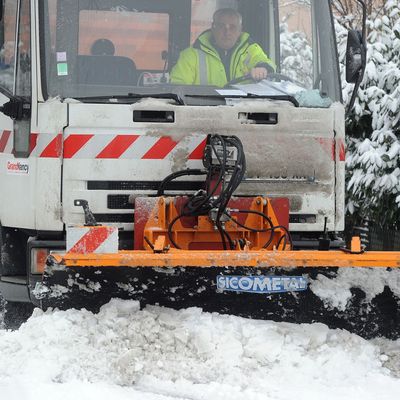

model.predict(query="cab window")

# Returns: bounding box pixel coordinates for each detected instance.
[78,10,169,72]
[15,0,31,98]
[0,0,18,94]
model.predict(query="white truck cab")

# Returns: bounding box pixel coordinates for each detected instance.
[0,0,365,305]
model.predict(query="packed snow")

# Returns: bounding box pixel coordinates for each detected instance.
[310,268,400,311]
[1,299,400,400]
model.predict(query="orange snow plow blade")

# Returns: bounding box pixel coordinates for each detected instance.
[37,187,400,340]
[39,244,400,341]
[48,247,400,269]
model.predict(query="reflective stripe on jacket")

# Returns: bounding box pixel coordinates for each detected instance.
[170,31,275,86]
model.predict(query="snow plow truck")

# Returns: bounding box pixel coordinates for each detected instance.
[1,0,399,338]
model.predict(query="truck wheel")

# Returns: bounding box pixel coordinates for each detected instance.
[0,224,27,276]
[3,301,34,330]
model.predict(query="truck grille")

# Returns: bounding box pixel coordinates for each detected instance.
[88,180,203,191]
[289,214,317,224]
[93,213,133,223]
[107,195,134,209]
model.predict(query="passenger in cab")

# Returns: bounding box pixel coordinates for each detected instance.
[170,8,275,86]
[90,38,115,56]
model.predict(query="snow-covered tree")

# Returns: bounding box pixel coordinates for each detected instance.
[280,20,313,88]
[338,1,400,228]
[332,0,386,29]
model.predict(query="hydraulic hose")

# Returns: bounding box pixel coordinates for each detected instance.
[157,169,206,196]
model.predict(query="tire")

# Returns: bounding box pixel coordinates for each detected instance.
[2,301,34,330]
[0,224,27,276]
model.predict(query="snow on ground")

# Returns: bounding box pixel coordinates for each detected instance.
[1,299,400,400]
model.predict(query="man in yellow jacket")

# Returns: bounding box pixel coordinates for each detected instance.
[170,8,275,87]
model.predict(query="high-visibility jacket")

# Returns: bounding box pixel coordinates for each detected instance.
[170,31,275,87]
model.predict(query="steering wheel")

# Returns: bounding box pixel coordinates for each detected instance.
[265,73,294,83]
[224,72,295,88]
[224,74,254,87]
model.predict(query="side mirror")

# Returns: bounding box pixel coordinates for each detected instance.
[346,30,366,84]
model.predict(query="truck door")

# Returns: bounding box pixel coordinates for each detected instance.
[0,0,31,157]
[0,1,18,152]
[0,0,36,229]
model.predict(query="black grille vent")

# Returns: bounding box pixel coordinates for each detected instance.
[107,195,134,209]
[289,214,317,224]
[88,180,204,191]
[94,213,133,223]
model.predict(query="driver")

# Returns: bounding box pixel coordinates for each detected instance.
[170,8,275,86]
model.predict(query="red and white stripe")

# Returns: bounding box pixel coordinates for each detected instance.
[26,133,205,160]
[0,130,12,154]
[0,130,207,160]
[315,137,346,162]
[30,133,62,157]
[337,138,346,162]
[66,225,118,254]
[1,130,345,162]
[62,133,207,160]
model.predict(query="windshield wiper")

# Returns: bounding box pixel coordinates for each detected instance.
[71,92,185,105]
[185,93,299,107]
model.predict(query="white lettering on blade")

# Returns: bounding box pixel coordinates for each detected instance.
[253,277,272,291]
[6,160,29,175]
[216,275,308,294]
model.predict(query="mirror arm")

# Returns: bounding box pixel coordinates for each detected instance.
[346,0,367,115]
[357,0,367,44]
[0,96,31,120]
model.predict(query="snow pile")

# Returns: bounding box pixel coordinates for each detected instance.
[1,299,400,400]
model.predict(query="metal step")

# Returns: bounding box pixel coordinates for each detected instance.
[1,275,27,284]
[0,275,30,302]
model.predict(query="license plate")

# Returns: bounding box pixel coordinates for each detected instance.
[216,275,308,294]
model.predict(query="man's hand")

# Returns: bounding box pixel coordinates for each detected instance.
[250,67,268,81]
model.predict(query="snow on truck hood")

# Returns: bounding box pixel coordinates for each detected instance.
[1,299,400,400]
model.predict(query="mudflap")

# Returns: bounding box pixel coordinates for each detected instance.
[36,263,400,340]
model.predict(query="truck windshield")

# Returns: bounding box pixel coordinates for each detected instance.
[41,0,340,108]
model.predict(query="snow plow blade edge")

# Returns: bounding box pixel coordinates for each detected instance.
[36,249,400,340]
